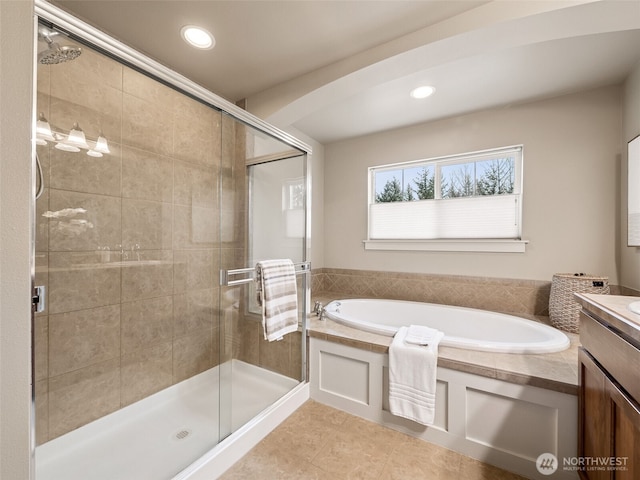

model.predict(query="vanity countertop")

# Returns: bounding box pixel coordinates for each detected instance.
[574,293,640,348]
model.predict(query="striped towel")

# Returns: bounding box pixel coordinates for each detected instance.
[255,259,299,342]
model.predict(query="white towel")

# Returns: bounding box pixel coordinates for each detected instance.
[404,324,440,346]
[255,259,298,342]
[388,325,444,425]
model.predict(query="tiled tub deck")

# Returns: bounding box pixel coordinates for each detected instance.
[309,293,579,395]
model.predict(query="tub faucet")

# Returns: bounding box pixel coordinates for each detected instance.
[313,301,325,320]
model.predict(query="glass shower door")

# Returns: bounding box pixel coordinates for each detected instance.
[33,8,311,479]
[34,28,224,479]
[217,114,308,441]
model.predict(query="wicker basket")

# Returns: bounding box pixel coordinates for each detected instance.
[549,273,609,333]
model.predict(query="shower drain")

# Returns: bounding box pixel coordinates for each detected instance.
[174,429,192,440]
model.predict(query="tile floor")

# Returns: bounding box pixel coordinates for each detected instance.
[220,400,528,480]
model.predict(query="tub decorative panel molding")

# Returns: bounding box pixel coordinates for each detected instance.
[310,338,578,480]
[318,351,370,405]
[465,387,558,460]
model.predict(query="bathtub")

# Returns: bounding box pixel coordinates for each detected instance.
[323,298,570,354]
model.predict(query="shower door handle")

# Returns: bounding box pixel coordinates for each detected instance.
[32,285,45,313]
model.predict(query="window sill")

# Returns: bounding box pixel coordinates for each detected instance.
[362,239,528,253]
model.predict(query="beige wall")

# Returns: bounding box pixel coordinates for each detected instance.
[620,61,640,291]
[0,1,34,478]
[245,120,325,270]
[324,86,622,282]
[284,127,325,269]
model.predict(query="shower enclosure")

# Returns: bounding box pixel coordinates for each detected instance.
[32,3,311,479]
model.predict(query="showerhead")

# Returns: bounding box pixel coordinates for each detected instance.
[39,44,82,65]
[38,26,82,65]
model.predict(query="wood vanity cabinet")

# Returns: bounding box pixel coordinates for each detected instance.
[578,304,640,480]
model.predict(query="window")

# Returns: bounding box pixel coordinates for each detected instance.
[283,177,305,238]
[366,146,525,252]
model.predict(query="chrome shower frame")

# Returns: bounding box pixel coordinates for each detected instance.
[32,0,313,478]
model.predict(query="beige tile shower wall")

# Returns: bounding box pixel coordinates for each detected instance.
[220,113,249,366]
[34,47,244,444]
[233,316,303,381]
[231,276,306,382]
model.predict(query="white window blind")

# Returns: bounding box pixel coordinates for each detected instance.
[368,146,523,243]
[369,194,519,239]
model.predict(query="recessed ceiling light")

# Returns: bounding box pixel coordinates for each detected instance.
[410,85,435,99]
[181,25,215,50]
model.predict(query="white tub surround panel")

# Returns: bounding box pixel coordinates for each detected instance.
[310,338,577,480]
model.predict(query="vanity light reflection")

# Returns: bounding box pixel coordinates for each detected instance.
[36,113,111,157]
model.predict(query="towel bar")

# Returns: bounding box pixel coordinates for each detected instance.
[220,261,310,287]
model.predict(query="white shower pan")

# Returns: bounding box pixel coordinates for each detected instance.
[36,360,299,480]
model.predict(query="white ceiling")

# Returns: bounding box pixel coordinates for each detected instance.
[51,0,640,144]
